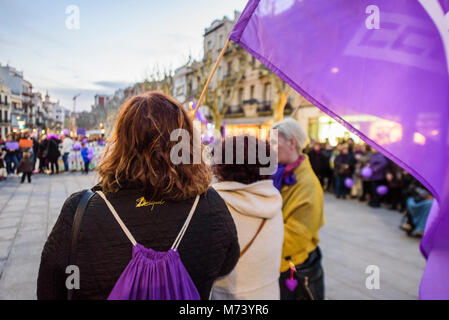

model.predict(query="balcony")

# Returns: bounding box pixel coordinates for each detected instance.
[258,100,272,112]
[225,105,244,118]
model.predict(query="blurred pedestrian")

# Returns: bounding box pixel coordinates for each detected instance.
[308,142,326,187]
[61,134,73,172]
[38,91,239,300]
[81,143,90,174]
[321,142,334,191]
[37,135,48,173]
[4,134,19,176]
[400,177,434,237]
[367,149,388,208]
[333,144,355,199]
[17,151,33,183]
[32,135,39,172]
[0,140,6,180]
[47,135,61,174]
[358,145,372,202]
[211,135,283,300]
[385,160,403,211]
[272,119,325,300]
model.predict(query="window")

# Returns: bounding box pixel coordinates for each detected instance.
[4,110,8,122]
[250,85,255,100]
[238,88,244,105]
[263,83,272,102]
[219,34,224,48]
[227,61,232,76]
[218,66,222,80]
[207,40,212,51]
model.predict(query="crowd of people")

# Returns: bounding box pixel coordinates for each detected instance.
[0,131,104,182]
[305,138,434,237]
[1,93,431,301]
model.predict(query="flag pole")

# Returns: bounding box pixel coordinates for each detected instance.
[193,38,231,117]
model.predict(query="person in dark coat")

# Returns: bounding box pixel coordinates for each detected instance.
[333,144,355,199]
[37,91,240,300]
[37,137,49,173]
[308,142,326,186]
[47,136,61,174]
[385,160,403,211]
[320,142,334,191]
[17,151,33,183]
[367,150,389,208]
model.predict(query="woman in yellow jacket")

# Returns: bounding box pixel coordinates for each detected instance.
[272,119,325,300]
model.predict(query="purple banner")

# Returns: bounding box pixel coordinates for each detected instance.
[231,0,449,299]
[76,128,86,136]
[5,141,19,151]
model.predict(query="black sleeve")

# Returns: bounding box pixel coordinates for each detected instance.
[37,190,86,300]
[207,188,240,278]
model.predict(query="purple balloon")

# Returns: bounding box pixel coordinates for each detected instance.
[376,185,389,195]
[344,177,354,189]
[361,166,373,179]
[82,138,88,144]
[73,142,81,151]
[87,153,94,161]
[63,129,70,136]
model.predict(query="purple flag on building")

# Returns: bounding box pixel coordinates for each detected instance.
[230,0,449,299]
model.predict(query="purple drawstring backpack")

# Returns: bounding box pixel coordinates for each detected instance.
[96,191,201,300]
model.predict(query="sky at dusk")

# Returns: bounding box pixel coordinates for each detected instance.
[0,0,248,111]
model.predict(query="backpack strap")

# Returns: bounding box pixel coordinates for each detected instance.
[97,191,137,246]
[171,195,200,251]
[68,189,95,300]
[239,219,267,258]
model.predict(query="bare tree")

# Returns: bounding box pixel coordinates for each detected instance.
[141,65,174,95]
[190,43,247,134]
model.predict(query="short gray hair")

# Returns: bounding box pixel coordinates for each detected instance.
[272,118,309,151]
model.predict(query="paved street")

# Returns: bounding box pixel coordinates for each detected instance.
[0,173,425,300]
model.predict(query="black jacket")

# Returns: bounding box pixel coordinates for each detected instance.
[47,139,60,160]
[37,186,240,300]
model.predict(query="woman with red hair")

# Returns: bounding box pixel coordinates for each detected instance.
[38,91,240,300]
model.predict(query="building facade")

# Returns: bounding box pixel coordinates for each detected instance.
[0,83,11,138]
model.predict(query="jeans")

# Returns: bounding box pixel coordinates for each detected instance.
[334,175,349,198]
[5,154,19,175]
[407,197,433,232]
[62,152,70,172]
[279,247,325,300]
[84,160,90,174]
[31,153,36,172]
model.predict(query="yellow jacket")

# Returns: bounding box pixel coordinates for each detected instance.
[279,155,325,272]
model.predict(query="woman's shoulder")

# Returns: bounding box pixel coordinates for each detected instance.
[61,189,92,218]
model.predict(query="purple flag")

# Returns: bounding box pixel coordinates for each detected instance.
[231,0,449,299]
